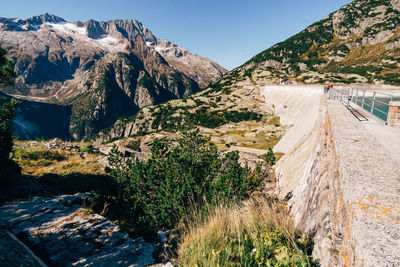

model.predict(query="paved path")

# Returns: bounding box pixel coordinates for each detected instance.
[349,103,400,162]
[328,100,400,266]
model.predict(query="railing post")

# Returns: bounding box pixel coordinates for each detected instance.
[361,90,365,108]
[347,88,352,108]
[371,92,376,114]
[351,88,354,103]
[355,89,359,105]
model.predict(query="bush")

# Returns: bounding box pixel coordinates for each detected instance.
[82,143,94,153]
[106,129,267,236]
[0,47,20,184]
[125,140,141,151]
[0,98,21,185]
[260,147,276,166]
[185,109,263,129]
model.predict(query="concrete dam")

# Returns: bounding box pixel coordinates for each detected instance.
[262,85,400,266]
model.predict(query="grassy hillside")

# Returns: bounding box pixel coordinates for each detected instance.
[241,0,400,85]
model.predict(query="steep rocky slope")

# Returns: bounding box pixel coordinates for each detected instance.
[241,0,400,85]
[0,13,226,139]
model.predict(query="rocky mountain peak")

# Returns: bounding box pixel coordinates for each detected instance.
[0,13,65,31]
[85,19,106,39]
[27,13,66,25]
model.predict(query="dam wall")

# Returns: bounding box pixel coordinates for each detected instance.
[262,85,400,266]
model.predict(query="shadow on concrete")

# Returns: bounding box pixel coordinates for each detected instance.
[346,105,369,122]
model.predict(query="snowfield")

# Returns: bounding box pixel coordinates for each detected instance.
[44,22,127,52]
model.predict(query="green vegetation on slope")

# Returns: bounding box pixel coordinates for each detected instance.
[0,46,21,185]
[104,129,267,236]
[237,0,400,85]
[93,75,266,144]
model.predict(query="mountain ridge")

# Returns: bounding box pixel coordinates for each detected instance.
[239,0,400,85]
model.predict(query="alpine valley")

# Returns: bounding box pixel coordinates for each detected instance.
[0,13,226,140]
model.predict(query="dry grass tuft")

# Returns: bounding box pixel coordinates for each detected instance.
[178,198,315,266]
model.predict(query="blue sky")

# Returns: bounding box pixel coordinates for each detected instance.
[1,0,352,70]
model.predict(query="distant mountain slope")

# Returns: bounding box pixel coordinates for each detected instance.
[0,14,226,139]
[241,0,400,85]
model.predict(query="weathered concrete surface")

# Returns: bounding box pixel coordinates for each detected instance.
[0,193,156,266]
[327,100,400,266]
[387,101,400,126]
[262,85,325,199]
[352,103,400,162]
[262,85,323,154]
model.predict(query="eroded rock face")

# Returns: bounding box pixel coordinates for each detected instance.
[0,193,156,266]
[0,14,226,140]
[391,0,400,10]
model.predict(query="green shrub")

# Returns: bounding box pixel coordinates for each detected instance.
[0,47,21,185]
[125,139,141,151]
[185,109,263,129]
[106,130,267,236]
[260,147,276,166]
[81,143,95,153]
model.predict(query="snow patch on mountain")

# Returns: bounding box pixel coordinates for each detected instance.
[95,34,125,52]
[47,22,87,35]
[44,23,126,52]
[154,46,166,53]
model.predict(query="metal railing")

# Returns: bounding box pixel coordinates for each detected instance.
[327,87,394,123]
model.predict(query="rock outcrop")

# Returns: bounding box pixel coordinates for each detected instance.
[148,39,226,88]
[0,193,157,266]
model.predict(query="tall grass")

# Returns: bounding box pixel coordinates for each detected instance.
[178,198,316,266]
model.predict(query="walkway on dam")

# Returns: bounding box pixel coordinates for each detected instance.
[328,100,400,266]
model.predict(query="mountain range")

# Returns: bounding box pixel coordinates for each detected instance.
[3,0,400,141]
[0,13,226,139]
